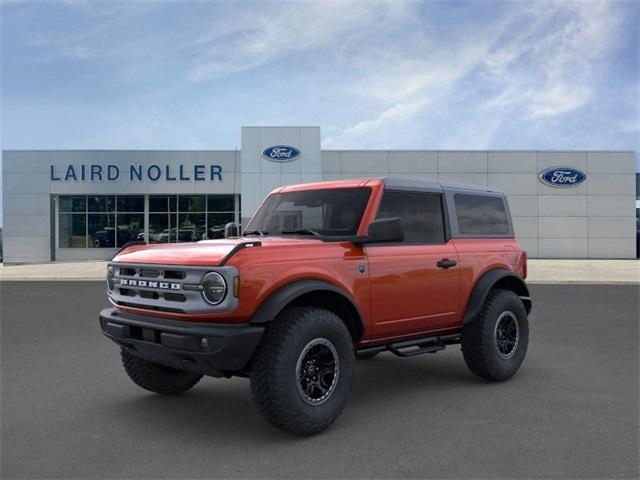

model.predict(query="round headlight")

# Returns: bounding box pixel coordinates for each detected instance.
[201,272,227,305]
[106,266,115,292]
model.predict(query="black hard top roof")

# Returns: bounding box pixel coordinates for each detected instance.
[380,177,505,195]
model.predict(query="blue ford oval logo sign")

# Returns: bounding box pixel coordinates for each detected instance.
[538,166,586,187]
[261,145,301,162]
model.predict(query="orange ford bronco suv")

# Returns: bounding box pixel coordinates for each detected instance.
[100,178,531,435]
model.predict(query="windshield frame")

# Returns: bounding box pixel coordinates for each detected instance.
[244,187,372,240]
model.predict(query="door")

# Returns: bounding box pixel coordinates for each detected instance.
[366,190,460,341]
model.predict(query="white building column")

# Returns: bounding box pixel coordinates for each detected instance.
[240,126,322,225]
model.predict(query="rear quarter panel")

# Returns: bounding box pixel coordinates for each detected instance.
[453,238,523,314]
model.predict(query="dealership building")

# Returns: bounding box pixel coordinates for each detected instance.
[2,126,637,263]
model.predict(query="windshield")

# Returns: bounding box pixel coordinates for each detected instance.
[244,187,371,237]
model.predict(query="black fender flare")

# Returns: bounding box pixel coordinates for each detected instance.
[463,269,532,325]
[249,279,365,339]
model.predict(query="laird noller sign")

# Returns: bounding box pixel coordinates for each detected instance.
[50,163,223,182]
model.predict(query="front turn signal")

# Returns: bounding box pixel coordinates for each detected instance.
[233,276,240,297]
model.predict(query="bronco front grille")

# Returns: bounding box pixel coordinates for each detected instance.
[108,262,238,314]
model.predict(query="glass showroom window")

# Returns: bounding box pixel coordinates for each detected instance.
[115,196,144,247]
[148,195,237,243]
[59,196,87,248]
[178,195,206,242]
[87,196,115,248]
[59,195,144,248]
[149,195,176,243]
[207,195,235,239]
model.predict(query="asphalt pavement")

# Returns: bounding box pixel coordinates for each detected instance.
[1,282,638,479]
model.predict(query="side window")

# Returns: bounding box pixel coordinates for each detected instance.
[454,194,510,235]
[375,191,445,244]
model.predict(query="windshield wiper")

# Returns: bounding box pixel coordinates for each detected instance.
[243,229,268,237]
[280,228,321,237]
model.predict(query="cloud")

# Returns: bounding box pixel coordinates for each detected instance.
[483,0,624,119]
[2,0,637,156]
[329,98,430,145]
[325,0,629,147]
[323,38,498,146]
[189,1,412,80]
[17,0,412,81]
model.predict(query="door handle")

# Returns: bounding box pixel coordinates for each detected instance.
[437,259,457,269]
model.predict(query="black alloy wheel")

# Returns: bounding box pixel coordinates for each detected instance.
[296,338,339,405]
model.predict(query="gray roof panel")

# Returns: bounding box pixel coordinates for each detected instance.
[380,177,442,193]
[438,181,504,195]
[379,177,505,195]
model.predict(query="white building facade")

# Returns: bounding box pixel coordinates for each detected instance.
[2,126,637,263]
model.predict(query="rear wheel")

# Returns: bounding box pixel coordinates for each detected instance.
[120,349,202,395]
[462,289,529,381]
[250,307,355,435]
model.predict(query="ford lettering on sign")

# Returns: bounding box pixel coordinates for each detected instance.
[262,145,301,162]
[538,167,586,187]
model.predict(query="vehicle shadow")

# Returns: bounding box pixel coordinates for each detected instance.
[100,351,484,442]
[352,350,485,395]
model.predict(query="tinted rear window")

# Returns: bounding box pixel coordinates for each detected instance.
[454,194,510,236]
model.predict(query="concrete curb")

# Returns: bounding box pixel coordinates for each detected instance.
[1,260,639,284]
[0,278,108,282]
[0,277,640,287]
[526,280,640,285]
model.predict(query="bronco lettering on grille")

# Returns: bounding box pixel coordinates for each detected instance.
[120,278,181,290]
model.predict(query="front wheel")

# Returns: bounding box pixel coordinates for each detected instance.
[462,289,529,381]
[120,349,202,395]
[250,307,355,435]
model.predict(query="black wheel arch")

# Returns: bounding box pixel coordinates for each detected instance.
[249,280,365,341]
[463,269,532,325]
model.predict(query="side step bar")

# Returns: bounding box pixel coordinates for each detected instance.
[356,332,462,358]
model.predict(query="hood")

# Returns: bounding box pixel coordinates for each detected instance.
[112,236,323,266]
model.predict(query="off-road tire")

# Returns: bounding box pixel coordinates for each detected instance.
[250,307,355,436]
[462,289,529,381]
[120,348,202,395]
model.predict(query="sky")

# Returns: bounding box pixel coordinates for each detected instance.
[1,0,639,224]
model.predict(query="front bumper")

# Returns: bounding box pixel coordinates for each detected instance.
[99,308,264,377]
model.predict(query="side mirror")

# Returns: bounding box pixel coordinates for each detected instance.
[366,217,404,243]
[224,222,240,238]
